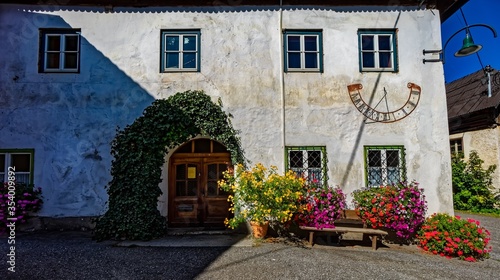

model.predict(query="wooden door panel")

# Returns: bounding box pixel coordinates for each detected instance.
[169,162,200,225]
[169,155,231,228]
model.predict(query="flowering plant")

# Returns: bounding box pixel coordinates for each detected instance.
[218,163,305,229]
[352,181,427,239]
[295,185,346,229]
[1,182,43,233]
[417,213,492,261]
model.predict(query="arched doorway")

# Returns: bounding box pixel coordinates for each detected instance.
[168,138,232,228]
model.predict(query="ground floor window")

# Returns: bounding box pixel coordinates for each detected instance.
[285,146,327,186]
[450,138,463,156]
[364,146,406,186]
[0,149,34,185]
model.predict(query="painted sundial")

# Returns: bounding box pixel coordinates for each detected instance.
[347,82,421,123]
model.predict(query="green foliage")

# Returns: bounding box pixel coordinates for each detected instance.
[94,90,245,241]
[218,163,305,229]
[451,151,497,212]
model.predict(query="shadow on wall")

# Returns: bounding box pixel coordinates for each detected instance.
[0,7,155,217]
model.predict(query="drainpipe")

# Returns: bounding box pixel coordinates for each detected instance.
[279,0,286,171]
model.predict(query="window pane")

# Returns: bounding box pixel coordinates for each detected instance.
[304,53,318,68]
[183,52,197,69]
[361,35,374,50]
[368,167,382,186]
[166,36,179,51]
[387,167,400,184]
[46,53,60,69]
[183,35,196,51]
[287,36,300,51]
[176,164,186,180]
[194,139,210,153]
[308,151,321,168]
[289,151,303,168]
[304,36,317,51]
[176,181,186,196]
[47,35,61,51]
[308,169,322,183]
[386,150,399,167]
[65,35,78,51]
[166,53,179,68]
[207,181,217,196]
[379,52,392,68]
[187,181,197,196]
[11,154,30,172]
[64,53,78,69]
[288,53,301,68]
[362,52,375,68]
[368,150,381,167]
[378,35,391,50]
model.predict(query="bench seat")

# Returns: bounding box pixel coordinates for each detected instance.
[299,225,388,250]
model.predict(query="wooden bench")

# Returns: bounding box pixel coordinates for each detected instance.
[299,225,388,250]
[299,210,388,250]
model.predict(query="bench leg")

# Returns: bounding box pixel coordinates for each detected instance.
[309,232,314,246]
[371,235,377,250]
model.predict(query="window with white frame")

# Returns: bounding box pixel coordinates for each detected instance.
[284,30,323,72]
[0,150,34,185]
[161,30,200,72]
[358,29,398,72]
[450,138,463,156]
[39,29,80,73]
[365,146,406,186]
[286,146,327,186]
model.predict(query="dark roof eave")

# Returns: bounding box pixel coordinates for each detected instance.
[0,0,463,21]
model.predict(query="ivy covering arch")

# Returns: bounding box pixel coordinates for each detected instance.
[94,90,245,241]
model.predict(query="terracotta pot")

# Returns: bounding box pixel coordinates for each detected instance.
[250,221,269,238]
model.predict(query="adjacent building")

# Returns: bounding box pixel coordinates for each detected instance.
[447,67,500,193]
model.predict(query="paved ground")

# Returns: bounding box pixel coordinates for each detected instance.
[1,212,499,279]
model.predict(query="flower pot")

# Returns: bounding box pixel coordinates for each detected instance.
[250,221,269,238]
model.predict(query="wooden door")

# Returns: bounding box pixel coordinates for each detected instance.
[168,151,231,228]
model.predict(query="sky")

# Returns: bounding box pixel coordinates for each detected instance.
[441,0,500,83]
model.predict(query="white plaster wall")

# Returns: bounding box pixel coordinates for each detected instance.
[0,4,453,217]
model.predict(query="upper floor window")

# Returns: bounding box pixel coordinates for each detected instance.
[284,30,323,72]
[0,149,34,185]
[365,146,406,186]
[286,146,328,186]
[358,29,398,72]
[39,29,80,73]
[161,30,200,72]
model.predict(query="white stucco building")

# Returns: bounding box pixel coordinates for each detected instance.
[0,0,463,228]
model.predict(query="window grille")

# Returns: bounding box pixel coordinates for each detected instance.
[286,146,327,186]
[365,146,406,186]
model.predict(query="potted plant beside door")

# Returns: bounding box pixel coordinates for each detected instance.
[218,163,305,238]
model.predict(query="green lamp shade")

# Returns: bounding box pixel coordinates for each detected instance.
[455,32,482,57]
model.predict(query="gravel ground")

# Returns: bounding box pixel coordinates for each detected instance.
[1,212,499,280]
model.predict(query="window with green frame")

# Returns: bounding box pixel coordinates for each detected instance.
[161,30,200,72]
[364,146,406,186]
[0,149,35,185]
[358,29,398,72]
[285,146,328,186]
[283,30,323,72]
